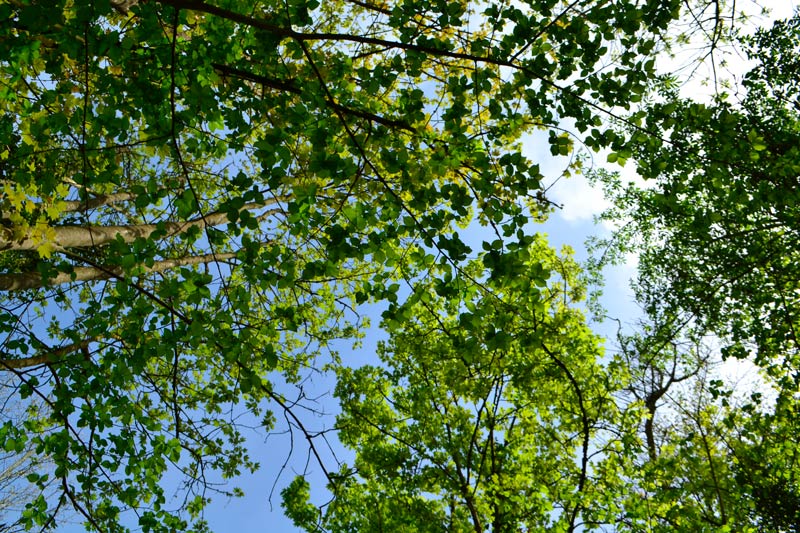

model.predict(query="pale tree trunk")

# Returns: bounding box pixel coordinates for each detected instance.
[60,191,140,213]
[110,0,139,14]
[0,203,276,252]
[0,251,238,291]
[0,191,140,221]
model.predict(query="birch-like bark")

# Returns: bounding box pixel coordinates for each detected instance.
[0,203,277,252]
[110,0,139,14]
[0,192,139,221]
[0,251,238,291]
[60,191,140,213]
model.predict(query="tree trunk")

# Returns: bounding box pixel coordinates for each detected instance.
[0,203,275,252]
[0,251,238,291]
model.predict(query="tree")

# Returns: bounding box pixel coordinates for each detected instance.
[594,10,800,532]
[608,316,800,533]
[609,319,754,532]
[284,246,795,532]
[0,376,55,533]
[596,12,800,377]
[283,237,634,532]
[0,0,690,530]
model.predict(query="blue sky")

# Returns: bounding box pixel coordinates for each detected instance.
[55,2,800,531]
[194,157,635,533]
[50,132,631,533]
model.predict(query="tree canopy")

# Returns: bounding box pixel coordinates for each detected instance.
[0,0,798,532]
[593,9,800,532]
[284,238,622,533]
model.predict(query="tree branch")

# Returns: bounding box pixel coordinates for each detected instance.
[540,342,591,533]
[0,251,239,291]
[61,191,140,213]
[211,63,414,131]
[0,203,279,252]
[0,192,140,221]
[0,338,94,370]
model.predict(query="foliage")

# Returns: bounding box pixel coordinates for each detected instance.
[596,13,800,376]
[0,0,689,530]
[284,238,633,532]
[731,391,800,533]
[3,0,796,532]
[594,10,800,533]
[0,377,55,533]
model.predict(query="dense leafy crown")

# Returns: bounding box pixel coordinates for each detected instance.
[6,1,798,533]
[598,13,800,380]
[283,239,619,532]
[593,11,800,533]
[0,0,680,529]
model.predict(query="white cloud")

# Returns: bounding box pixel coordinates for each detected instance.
[547,156,652,226]
[548,173,610,223]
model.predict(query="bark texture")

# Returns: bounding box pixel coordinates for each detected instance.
[0,252,238,291]
[0,203,274,252]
